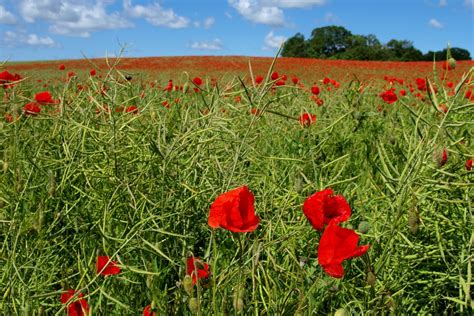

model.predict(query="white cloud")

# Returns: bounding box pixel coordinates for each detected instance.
[439,0,447,6]
[3,31,58,47]
[323,12,340,23]
[203,16,215,29]
[464,0,473,9]
[0,5,16,24]
[428,18,443,28]
[189,39,223,50]
[19,0,132,37]
[228,0,285,26]
[260,0,325,8]
[124,0,190,28]
[263,31,286,50]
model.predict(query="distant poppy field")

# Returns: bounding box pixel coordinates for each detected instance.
[1,55,473,315]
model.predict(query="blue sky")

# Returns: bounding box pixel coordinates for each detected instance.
[0,0,473,61]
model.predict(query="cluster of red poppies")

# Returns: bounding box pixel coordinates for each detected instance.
[208,185,369,279]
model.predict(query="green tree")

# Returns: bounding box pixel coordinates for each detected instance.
[281,33,308,58]
[307,26,352,58]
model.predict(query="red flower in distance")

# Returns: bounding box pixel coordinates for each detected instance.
[438,148,448,167]
[250,108,261,116]
[275,80,285,86]
[143,304,156,316]
[208,185,259,232]
[323,77,331,85]
[298,113,316,127]
[23,102,41,116]
[291,76,299,84]
[125,105,139,114]
[68,71,76,78]
[399,89,406,96]
[61,289,89,316]
[271,72,279,81]
[318,221,370,278]
[302,188,351,231]
[466,159,473,171]
[90,69,96,76]
[416,78,427,91]
[380,88,398,104]
[0,70,21,88]
[193,77,203,86]
[311,85,320,95]
[255,75,264,84]
[96,256,121,275]
[186,256,210,285]
[59,64,66,70]
[35,91,54,104]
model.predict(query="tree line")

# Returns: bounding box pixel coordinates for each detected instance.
[281,26,471,61]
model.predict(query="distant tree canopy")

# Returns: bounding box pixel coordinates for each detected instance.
[281,26,471,61]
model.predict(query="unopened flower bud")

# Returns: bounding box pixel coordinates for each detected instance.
[408,209,420,235]
[188,297,199,314]
[358,221,370,234]
[366,271,376,286]
[183,275,194,296]
[334,308,349,316]
[448,58,456,70]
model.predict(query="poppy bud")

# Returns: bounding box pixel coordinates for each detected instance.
[447,58,456,70]
[366,271,376,286]
[358,221,370,234]
[188,297,199,314]
[183,275,194,296]
[334,308,349,316]
[408,209,420,235]
[2,161,8,173]
[294,175,304,193]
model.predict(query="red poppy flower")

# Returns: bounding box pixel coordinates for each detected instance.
[59,64,66,70]
[318,221,370,278]
[255,76,264,84]
[162,100,170,108]
[4,113,14,123]
[438,104,448,113]
[446,82,454,88]
[438,148,448,167]
[143,304,156,316]
[186,256,210,285]
[96,256,121,275]
[399,89,406,96]
[193,77,203,86]
[311,85,320,95]
[250,108,261,116]
[302,188,351,231]
[68,71,76,78]
[61,289,89,316]
[416,78,427,91]
[125,105,139,114]
[323,77,331,85]
[208,185,259,232]
[466,159,473,171]
[23,102,41,116]
[35,91,54,104]
[298,113,316,127]
[271,72,279,81]
[291,76,299,84]
[90,69,96,76]
[380,88,398,104]
[275,80,285,86]
[466,90,472,99]
[0,70,21,88]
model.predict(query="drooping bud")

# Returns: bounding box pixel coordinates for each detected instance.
[447,58,456,70]
[408,208,420,235]
[366,271,376,286]
[334,308,349,316]
[2,161,8,173]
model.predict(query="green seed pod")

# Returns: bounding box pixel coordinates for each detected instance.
[188,297,199,314]
[366,271,376,286]
[233,287,245,312]
[150,110,157,121]
[183,275,194,296]
[2,161,8,173]
[48,170,56,197]
[334,308,349,316]
[358,221,370,234]
[448,58,456,69]
[408,209,420,235]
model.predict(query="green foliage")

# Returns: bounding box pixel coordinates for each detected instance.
[0,58,473,315]
[282,25,472,61]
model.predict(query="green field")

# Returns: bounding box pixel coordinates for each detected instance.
[1,56,473,315]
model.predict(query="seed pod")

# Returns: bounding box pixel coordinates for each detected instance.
[183,275,194,296]
[358,221,370,234]
[150,110,157,121]
[48,170,56,197]
[188,297,199,314]
[233,287,245,312]
[408,209,420,235]
[2,161,8,173]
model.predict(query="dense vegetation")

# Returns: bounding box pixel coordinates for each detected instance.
[0,56,473,315]
[281,25,472,61]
